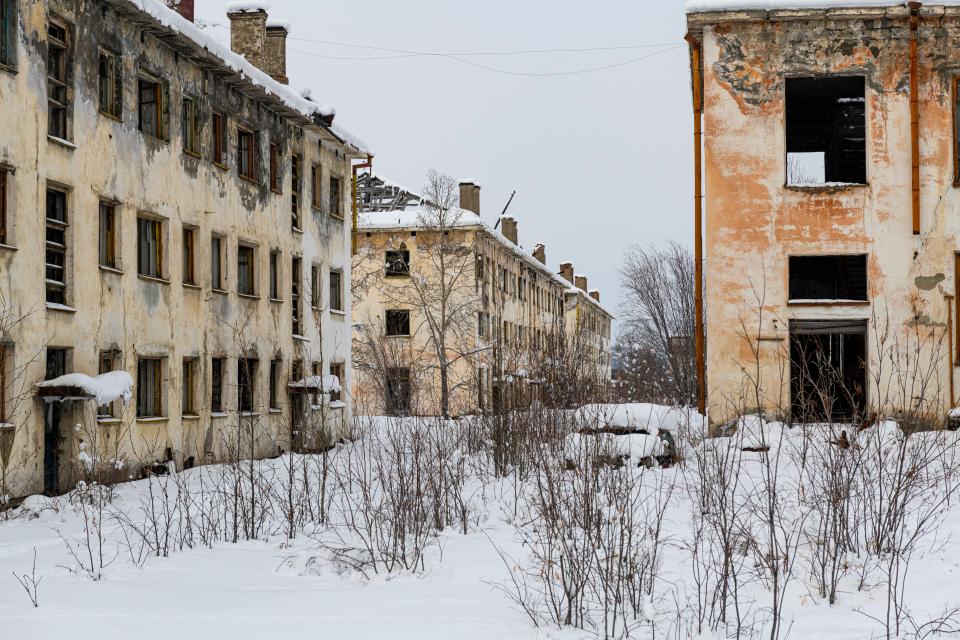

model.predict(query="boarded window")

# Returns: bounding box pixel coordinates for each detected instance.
[291,154,302,229]
[137,358,163,418]
[47,21,69,138]
[788,255,867,301]
[97,49,121,118]
[98,202,116,268]
[329,176,342,218]
[211,235,223,290]
[329,362,343,403]
[237,244,255,295]
[385,249,410,277]
[182,358,196,415]
[270,143,281,192]
[182,96,200,155]
[182,226,196,285]
[137,217,163,278]
[46,188,67,304]
[212,112,225,164]
[269,250,280,299]
[138,74,168,139]
[385,309,410,336]
[211,357,224,413]
[237,129,256,180]
[1,0,16,67]
[292,256,302,334]
[329,270,343,312]
[786,76,865,185]
[238,358,257,412]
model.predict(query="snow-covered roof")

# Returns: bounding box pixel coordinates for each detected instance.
[120,0,368,153]
[566,285,615,319]
[686,0,960,12]
[37,372,134,406]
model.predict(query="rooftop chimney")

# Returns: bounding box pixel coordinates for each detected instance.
[265,22,289,84]
[165,0,194,22]
[459,180,480,215]
[575,275,588,292]
[589,290,600,302]
[532,243,546,264]
[500,216,518,245]
[559,262,574,284]
[228,5,268,73]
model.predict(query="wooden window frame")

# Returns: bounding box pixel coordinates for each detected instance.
[210,234,225,291]
[1,0,17,68]
[211,357,225,413]
[329,362,343,403]
[311,164,322,210]
[182,226,196,285]
[292,256,302,335]
[310,362,321,406]
[329,269,343,312]
[291,154,302,229]
[45,187,68,305]
[212,112,225,166]
[269,358,281,410]
[955,77,960,186]
[97,48,122,119]
[269,143,281,193]
[310,263,320,308]
[238,357,257,413]
[97,351,118,418]
[137,72,168,140]
[182,95,201,156]
[269,249,280,300]
[237,243,256,296]
[136,357,163,418]
[98,201,117,268]
[182,358,196,415]
[329,175,342,219]
[0,168,7,245]
[237,128,256,181]
[47,20,69,139]
[136,215,164,279]
[0,343,8,422]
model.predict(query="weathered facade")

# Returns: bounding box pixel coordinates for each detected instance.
[687,2,960,423]
[0,0,365,499]
[352,176,612,416]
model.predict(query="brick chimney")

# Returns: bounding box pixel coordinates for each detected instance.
[575,275,588,292]
[459,180,480,215]
[265,21,289,84]
[559,262,574,284]
[228,5,268,72]
[532,243,546,264]
[589,290,600,302]
[165,0,194,22]
[500,216,518,245]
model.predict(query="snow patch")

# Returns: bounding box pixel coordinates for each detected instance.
[37,371,134,406]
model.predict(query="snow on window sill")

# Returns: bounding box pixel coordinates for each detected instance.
[330,309,346,317]
[0,422,14,430]
[96,417,121,425]
[239,411,260,417]
[329,401,346,410]
[785,182,867,193]
[47,135,76,150]
[268,408,283,414]
[211,412,229,419]
[181,414,201,420]
[211,288,229,295]
[46,302,77,313]
[293,334,310,342]
[237,292,260,300]
[787,299,869,306]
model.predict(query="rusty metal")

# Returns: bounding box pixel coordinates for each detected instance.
[686,33,706,416]
[948,292,955,407]
[910,2,922,235]
[351,154,374,255]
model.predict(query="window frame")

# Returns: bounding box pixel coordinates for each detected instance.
[1,0,17,69]
[212,112,225,166]
[787,254,869,302]
[210,234,225,291]
[97,47,122,119]
[45,187,68,305]
[329,175,342,219]
[181,358,197,416]
[182,225,196,285]
[237,243,256,296]
[137,72,168,140]
[385,309,411,337]
[269,358,281,410]
[47,20,70,139]
[182,94,201,156]
[384,249,410,277]
[329,362,343,403]
[136,215,164,280]
[237,357,257,413]
[311,163,322,210]
[237,128,257,181]
[268,249,280,300]
[97,351,119,418]
[0,168,7,245]
[98,201,117,269]
[329,269,343,313]
[136,357,163,418]
[211,356,225,413]
[269,142,281,193]
[292,256,302,334]
[310,263,320,309]
[291,153,302,230]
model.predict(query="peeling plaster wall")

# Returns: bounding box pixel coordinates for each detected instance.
[0,0,354,498]
[696,8,960,423]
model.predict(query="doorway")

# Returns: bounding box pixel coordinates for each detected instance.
[43,348,67,495]
[790,320,866,423]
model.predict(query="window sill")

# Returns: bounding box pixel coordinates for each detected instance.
[269,297,283,304]
[330,214,345,221]
[136,416,167,423]
[48,135,76,150]
[46,302,77,313]
[138,274,170,285]
[291,227,304,235]
[239,411,259,418]
[183,150,202,160]
[330,309,346,317]
[211,287,229,295]
[183,282,201,290]
[787,299,870,307]
[237,292,260,300]
[271,187,282,196]
[268,408,283,414]
[239,175,259,186]
[181,414,201,420]
[213,162,228,171]
[97,417,121,425]
[385,274,411,279]
[293,334,310,342]
[0,62,17,75]
[385,334,411,339]
[211,412,229,419]
[98,110,122,123]
[0,243,18,252]
[784,183,868,194]
[99,265,123,275]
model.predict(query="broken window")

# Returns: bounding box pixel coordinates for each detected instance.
[329,176,342,218]
[98,48,121,119]
[212,112,225,165]
[238,358,257,412]
[137,358,163,418]
[386,367,411,416]
[270,143,281,193]
[385,309,410,336]
[211,357,225,413]
[47,21,69,139]
[182,358,196,415]
[790,319,866,422]
[137,216,163,279]
[1,0,16,67]
[138,73,168,140]
[237,128,256,180]
[291,153,302,229]
[182,95,200,155]
[237,244,255,295]
[329,363,343,403]
[291,256,302,334]
[385,248,410,277]
[182,226,196,285]
[786,76,865,185]
[329,269,343,312]
[788,254,867,301]
[98,201,116,269]
[45,188,67,305]
[269,359,281,410]
[269,249,280,300]
[211,234,224,290]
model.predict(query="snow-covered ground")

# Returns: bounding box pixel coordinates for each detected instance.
[2,410,960,639]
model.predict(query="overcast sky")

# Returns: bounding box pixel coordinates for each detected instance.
[196,0,692,334]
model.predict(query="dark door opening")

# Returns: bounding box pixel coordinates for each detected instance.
[289,392,305,453]
[790,320,866,423]
[43,348,67,495]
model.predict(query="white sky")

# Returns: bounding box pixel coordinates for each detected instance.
[195,0,693,333]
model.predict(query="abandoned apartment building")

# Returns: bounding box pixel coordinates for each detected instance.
[686,1,960,423]
[352,175,613,417]
[0,0,368,499]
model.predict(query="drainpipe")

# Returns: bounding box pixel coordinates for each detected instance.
[947,293,955,408]
[909,2,921,235]
[685,32,707,416]
[351,154,373,255]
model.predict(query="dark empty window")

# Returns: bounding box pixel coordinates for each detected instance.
[269,250,280,299]
[47,21,69,139]
[138,74,168,140]
[237,244,255,295]
[385,249,410,276]
[269,359,281,409]
[329,176,342,218]
[238,358,257,412]
[212,112,225,165]
[786,76,865,185]
[238,129,256,180]
[211,357,224,413]
[789,255,867,301]
[137,358,163,418]
[270,143,281,193]
[386,367,411,416]
[291,154,302,229]
[1,0,16,67]
[137,217,163,278]
[99,202,116,268]
[46,188,67,304]
[385,309,410,336]
[98,49,122,118]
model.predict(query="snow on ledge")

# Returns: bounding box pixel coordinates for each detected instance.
[289,375,341,393]
[226,1,270,13]
[37,371,133,406]
[686,0,960,12]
